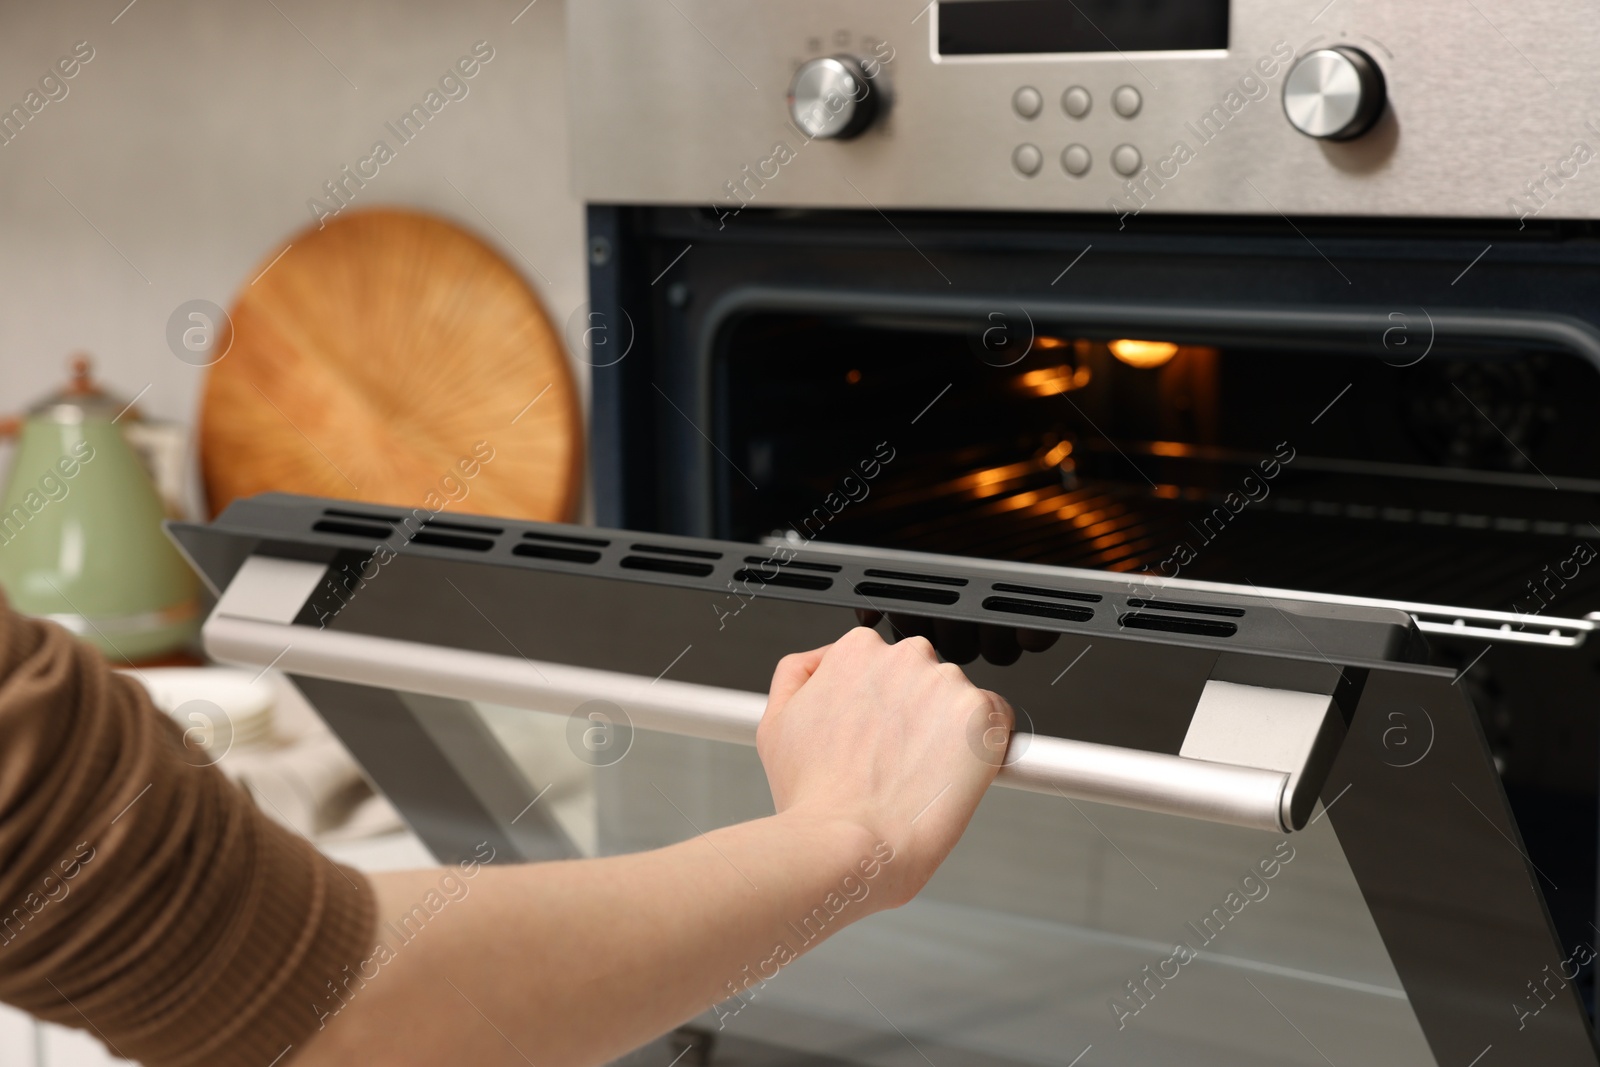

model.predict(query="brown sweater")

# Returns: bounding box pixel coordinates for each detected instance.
[0,597,375,1065]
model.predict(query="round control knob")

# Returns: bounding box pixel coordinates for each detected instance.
[1282,46,1386,140]
[788,56,882,140]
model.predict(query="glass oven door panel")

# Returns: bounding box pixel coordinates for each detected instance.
[596,728,1404,991]
[724,904,1429,1067]
[289,666,1587,1067]
[283,678,1585,1066]
[407,703,1435,1066]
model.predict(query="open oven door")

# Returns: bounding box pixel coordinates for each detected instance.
[172,493,1600,1067]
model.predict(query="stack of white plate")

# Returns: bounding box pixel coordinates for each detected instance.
[124,667,277,754]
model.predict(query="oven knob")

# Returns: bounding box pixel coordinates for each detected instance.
[788,56,882,140]
[1282,46,1386,140]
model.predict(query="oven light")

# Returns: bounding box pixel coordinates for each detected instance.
[1109,338,1180,368]
[1042,440,1074,466]
[1018,364,1092,395]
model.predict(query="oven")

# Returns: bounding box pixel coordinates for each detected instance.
[185,2,1600,1064]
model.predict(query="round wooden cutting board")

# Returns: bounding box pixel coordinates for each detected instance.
[200,209,581,522]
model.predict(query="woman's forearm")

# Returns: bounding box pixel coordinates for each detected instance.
[298,811,893,1067]
[298,627,1008,1066]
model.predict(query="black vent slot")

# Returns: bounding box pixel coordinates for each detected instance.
[516,530,609,561]
[524,531,610,548]
[992,581,1101,603]
[424,519,504,536]
[1126,598,1245,618]
[514,543,602,564]
[743,555,842,573]
[734,568,833,591]
[630,542,722,560]
[983,596,1094,623]
[312,520,393,540]
[411,530,495,552]
[855,582,960,605]
[862,568,967,587]
[1120,612,1238,638]
[622,555,716,577]
[323,508,399,524]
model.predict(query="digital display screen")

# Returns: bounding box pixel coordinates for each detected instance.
[938,0,1229,55]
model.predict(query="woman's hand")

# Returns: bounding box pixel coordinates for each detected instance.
[756,625,1014,910]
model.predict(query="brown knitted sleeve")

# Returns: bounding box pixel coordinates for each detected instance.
[0,594,376,1066]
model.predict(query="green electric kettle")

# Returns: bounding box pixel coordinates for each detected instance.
[0,357,199,662]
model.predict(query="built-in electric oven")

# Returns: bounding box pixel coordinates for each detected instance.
[185,2,1600,1064]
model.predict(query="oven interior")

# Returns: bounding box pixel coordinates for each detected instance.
[719,312,1600,607]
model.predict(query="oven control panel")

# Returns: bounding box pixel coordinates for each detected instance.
[568,0,1600,220]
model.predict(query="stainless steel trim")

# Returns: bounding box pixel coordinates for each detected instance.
[765,536,1594,649]
[205,612,1293,833]
[213,556,328,625]
[1182,680,1344,830]
[1411,617,1586,648]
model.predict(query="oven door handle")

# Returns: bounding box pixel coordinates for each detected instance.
[204,613,1306,834]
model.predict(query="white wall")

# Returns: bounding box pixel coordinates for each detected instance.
[0,0,588,507]
[0,1,585,1061]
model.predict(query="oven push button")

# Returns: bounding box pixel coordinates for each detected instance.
[1062,85,1092,118]
[1012,143,1044,177]
[1061,144,1091,177]
[1013,85,1043,119]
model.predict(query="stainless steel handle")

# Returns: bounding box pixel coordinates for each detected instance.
[204,616,1292,833]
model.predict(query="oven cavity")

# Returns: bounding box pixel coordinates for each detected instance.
[719,311,1600,620]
